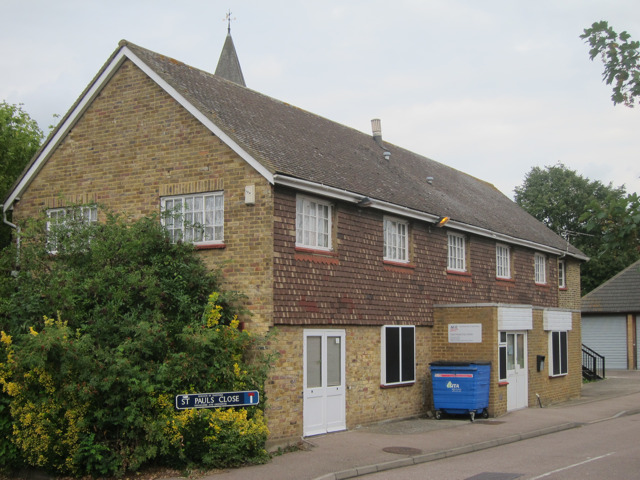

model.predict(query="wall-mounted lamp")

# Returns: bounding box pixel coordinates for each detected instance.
[536,355,545,372]
[436,216,450,227]
[357,197,373,207]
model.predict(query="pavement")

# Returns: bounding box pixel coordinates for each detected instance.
[194,370,640,480]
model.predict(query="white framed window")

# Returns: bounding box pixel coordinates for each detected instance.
[381,325,415,386]
[296,195,332,250]
[384,216,409,263]
[496,244,511,279]
[558,259,566,288]
[46,205,98,253]
[161,191,224,245]
[549,331,568,376]
[535,253,546,284]
[447,233,466,272]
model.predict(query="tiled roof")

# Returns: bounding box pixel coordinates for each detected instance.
[582,260,640,313]
[5,40,585,260]
[124,42,584,257]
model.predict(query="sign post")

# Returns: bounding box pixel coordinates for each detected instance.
[175,390,260,410]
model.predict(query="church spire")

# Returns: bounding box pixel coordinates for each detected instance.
[214,10,246,87]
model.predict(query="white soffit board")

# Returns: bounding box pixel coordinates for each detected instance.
[497,306,533,331]
[543,310,573,331]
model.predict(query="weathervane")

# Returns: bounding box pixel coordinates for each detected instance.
[224,9,236,34]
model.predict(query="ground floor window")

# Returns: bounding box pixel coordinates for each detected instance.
[46,205,98,253]
[549,331,568,376]
[381,325,415,386]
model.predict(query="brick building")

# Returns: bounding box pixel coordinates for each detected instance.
[2,38,587,445]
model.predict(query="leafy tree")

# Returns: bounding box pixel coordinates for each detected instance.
[0,101,44,248]
[515,163,639,293]
[581,21,640,107]
[580,191,640,289]
[0,209,273,476]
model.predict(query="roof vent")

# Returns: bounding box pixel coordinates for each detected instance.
[427,176,434,184]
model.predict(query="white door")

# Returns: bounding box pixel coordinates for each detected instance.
[303,330,346,436]
[506,332,528,411]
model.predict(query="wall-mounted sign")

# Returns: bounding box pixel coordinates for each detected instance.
[175,390,259,410]
[448,323,482,343]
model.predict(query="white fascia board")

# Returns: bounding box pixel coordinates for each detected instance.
[273,174,588,262]
[2,46,274,215]
[123,47,274,185]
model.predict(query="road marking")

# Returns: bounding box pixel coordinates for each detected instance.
[528,452,615,479]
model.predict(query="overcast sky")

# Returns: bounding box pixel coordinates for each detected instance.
[2,0,639,198]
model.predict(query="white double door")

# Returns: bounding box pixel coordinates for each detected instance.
[506,331,528,411]
[303,329,346,437]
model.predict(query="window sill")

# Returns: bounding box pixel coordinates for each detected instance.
[380,382,415,389]
[196,243,226,250]
[447,269,470,276]
[496,277,514,283]
[295,246,337,256]
[535,282,550,288]
[447,269,472,281]
[559,286,568,291]
[498,381,509,386]
[384,260,416,272]
[295,247,339,265]
[549,373,568,378]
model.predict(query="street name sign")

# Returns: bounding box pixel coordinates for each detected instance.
[175,390,259,410]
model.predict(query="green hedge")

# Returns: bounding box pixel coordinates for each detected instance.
[0,209,274,476]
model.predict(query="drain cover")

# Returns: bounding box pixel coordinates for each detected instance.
[475,420,505,425]
[382,446,423,455]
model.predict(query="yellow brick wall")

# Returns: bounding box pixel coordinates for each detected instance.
[12,59,275,332]
[265,325,432,441]
[433,305,582,417]
[432,306,503,415]
[558,259,582,311]
[528,310,582,406]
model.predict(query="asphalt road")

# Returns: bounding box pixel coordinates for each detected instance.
[360,411,640,479]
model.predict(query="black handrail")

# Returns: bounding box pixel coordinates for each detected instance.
[582,344,605,380]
